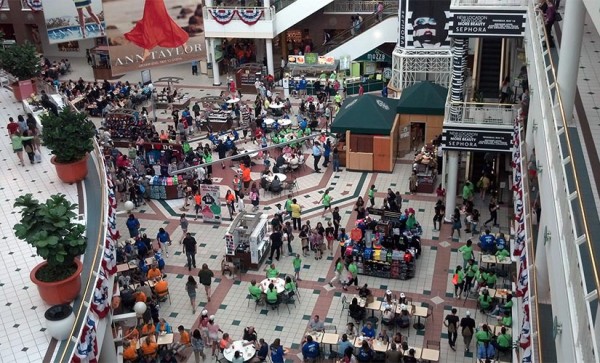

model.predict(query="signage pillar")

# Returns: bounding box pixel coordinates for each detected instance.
[282,76,290,98]
[266,38,275,77]
[556,0,584,122]
[210,38,221,86]
[444,150,459,222]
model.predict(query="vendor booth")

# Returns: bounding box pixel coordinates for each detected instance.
[330,95,399,173]
[225,212,271,271]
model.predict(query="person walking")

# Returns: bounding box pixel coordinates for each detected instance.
[179,213,189,244]
[458,239,474,269]
[332,147,341,172]
[344,261,359,291]
[312,141,322,173]
[329,257,344,287]
[126,213,141,238]
[182,232,197,271]
[322,139,331,168]
[269,225,283,261]
[191,329,206,363]
[225,189,236,220]
[11,130,34,166]
[483,196,499,227]
[156,227,171,257]
[460,311,476,352]
[290,198,302,230]
[194,191,202,221]
[433,199,445,231]
[185,276,198,313]
[450,208,462,239]
[444,308,460,351]
[452,265,465,298]
[318,189,333,216]
[191,60,199,75]
[198,264,214,302]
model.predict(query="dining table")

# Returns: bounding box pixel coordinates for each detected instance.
[226,98,240,104]
[421,348,440,361]
[277,119,292,127]
[412,306,429,330]
[260,277,285,293]
[263,173,287,183]
[223,340,256,362]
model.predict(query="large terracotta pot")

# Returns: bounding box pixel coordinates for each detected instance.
[12,79,37,101]
[51,154,89,183]
[30,259,83,305]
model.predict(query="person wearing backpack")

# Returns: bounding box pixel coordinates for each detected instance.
[460,311,476,352]
[444,308,460,351]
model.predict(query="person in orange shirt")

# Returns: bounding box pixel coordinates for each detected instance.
[219,332,233,350]
[134,288,147,303]
[141,321,155,336]
[154,278,169,301]
[225,190,236,221]
[140,335,158,358]
[241,165,252,191]
[194,191,202,221]
[147,264,161,280]
[124,326,140,341]
[172,325,192,354]
[122,340,138,361]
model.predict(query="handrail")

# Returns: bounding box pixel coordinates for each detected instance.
[313,12,395,55]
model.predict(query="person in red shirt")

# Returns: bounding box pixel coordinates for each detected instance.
[7,117,19,136]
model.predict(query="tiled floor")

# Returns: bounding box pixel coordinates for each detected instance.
[9,12,600,360]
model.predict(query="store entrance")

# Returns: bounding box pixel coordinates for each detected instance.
[410,122,426,151]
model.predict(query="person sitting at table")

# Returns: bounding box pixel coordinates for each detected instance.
[172,325,191,356]
[493,327,512,353]
[349,298,366,322]
[282,145,293,156]
[361,321,376,338]
[154,278,169,302]
[378,328,391,343]
[219,332,233,350]
[345,322,358,338]
[397,306,411,329]
[162,350,178,363]
[147,263,161,280]
[270,176,283,193]
[284,276,296,298]
[335,334,354,358]
[124,325,140,342]
[264,263,279,278]
[478,288,494,314]
[251,338,268,363]
[358,284,373,304]
[382,306,395,326]
[475,324,494,360]
[356,340,374,362]
[248,280,265,305]
[485,270,498,288]
[307,314,325,332]
[266,283,279,307]
[403,349,418,363]
[490,293,513,317]
[122,339,138,361]
[141,335,158,359]
[270,338,285,363]
[230,350,244,363]
[243,326,258,343]
[301,335,320,363]
[156,318,173,335]
[495,244,510,261]
[497,310,512,327]
[141,320,155,336]
[385,342,403,363]
[392,332,404,346]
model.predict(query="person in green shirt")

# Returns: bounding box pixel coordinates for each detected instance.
[485,270,497,288]
[248,280,264,304]
[453,265,465,298]
[498,311,512,327]
[266,284,279,305]
[495,245,510,261]
[462,181,474,202]
[368,185,375,207]
[319,189,333,216]
[265,263,279,278]
[284,194,294,216]
[464,259,478,294]
[329,257,344,287]
[11,131,34,166]
[478,289,493,312]
[293,254,302,280]
[344,262,358,291]
[458,239,474,269]
[334,93,342,104]
[490,294,513,316]
[494,327,512,352]
[284,276,296,299]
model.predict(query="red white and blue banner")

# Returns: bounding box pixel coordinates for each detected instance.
[208,8,264,25]
[237,8,264,25]
[208,8,236,24]
[26,0,43,11]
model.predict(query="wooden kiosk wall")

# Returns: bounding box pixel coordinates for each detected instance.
[344,116,399,173]
[397,114,443,155]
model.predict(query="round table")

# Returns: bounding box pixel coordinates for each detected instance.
[226,98,240,104]
[260,277,285,293]
[223,340,256,362]
[264,173,287,183]
[277,119,292,127]
[269,103,285,109]
[264,118,276,126]
[241,149,259,158]
[283,133,296,142]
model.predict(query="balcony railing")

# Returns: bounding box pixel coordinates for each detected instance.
[445,99,516,126]
[271,0,297,12]
[203,6,274,22]
[451,0,527,6]
[323,0,398,13]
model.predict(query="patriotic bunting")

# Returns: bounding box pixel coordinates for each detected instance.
[209,8,235,25]
[208,8,265,25]
[238,8,264,25]
[72,316,98,363]
[25,0,43,11]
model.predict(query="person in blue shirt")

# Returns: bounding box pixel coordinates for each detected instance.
[298,76,307,97]
[336,334,354,357]
[356,340,374,362]
[301,335,320,362]
[255,338,269,362]
[270,338,285,363]
[361,322,376,338]
[126,214,141,238]
[381,84,388,98]
[156,228,171,257]
[495,232,508,251]
[478,229,496,254]
[312,142,322,173]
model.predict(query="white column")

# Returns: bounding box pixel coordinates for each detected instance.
[264,0,271,8]
[266,38,275,77]
[444,150,459,222]
[556,0,584,122]
[206,0,213,6]
[210,38,221,86]
[98,314,117,363]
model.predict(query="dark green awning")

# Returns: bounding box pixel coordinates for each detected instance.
[397,81,447,115]
[330,94,398,135]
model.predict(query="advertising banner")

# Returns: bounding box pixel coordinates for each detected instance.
[41,0,106,44]
[101,0,206,75]
[200,184,221,223]
[442,126,514,152]
[402,0,451,49]
[449,12,527,37]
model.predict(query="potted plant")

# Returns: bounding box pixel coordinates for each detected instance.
[41,106,96,183]
[13,193,87,305]
[0,41,41,101]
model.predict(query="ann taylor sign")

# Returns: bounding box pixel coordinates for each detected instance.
[449,11,526,37]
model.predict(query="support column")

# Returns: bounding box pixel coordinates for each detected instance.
[556,0,584,122]
[444,150,459,222]
[266,38,275,77]
[98,314,117,363]
[210,38,221,86]
[449,38,468,122]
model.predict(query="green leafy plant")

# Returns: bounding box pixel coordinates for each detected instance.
[0,41,41,81]
[41,106,96,164]
[13,193,87,282]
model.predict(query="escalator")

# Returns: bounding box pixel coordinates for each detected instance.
[478,38,502,99]
[272,0,334,35]
[313,13,398,60]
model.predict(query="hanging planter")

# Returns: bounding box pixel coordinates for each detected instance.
[209,8,235,25]
[237,8,264,25]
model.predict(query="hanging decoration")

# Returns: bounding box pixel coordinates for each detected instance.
[237,8,264,25]
[71,316,98,363]
[26,0,43,12]
[209,8,235,25]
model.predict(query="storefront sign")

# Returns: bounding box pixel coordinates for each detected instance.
[449,12,526,37]
[304,53,318,65]
[402,0,451,49]
[288,55,335,65]
[442,127,513,152]
[200,184,222,223]
[355,48,392,63]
